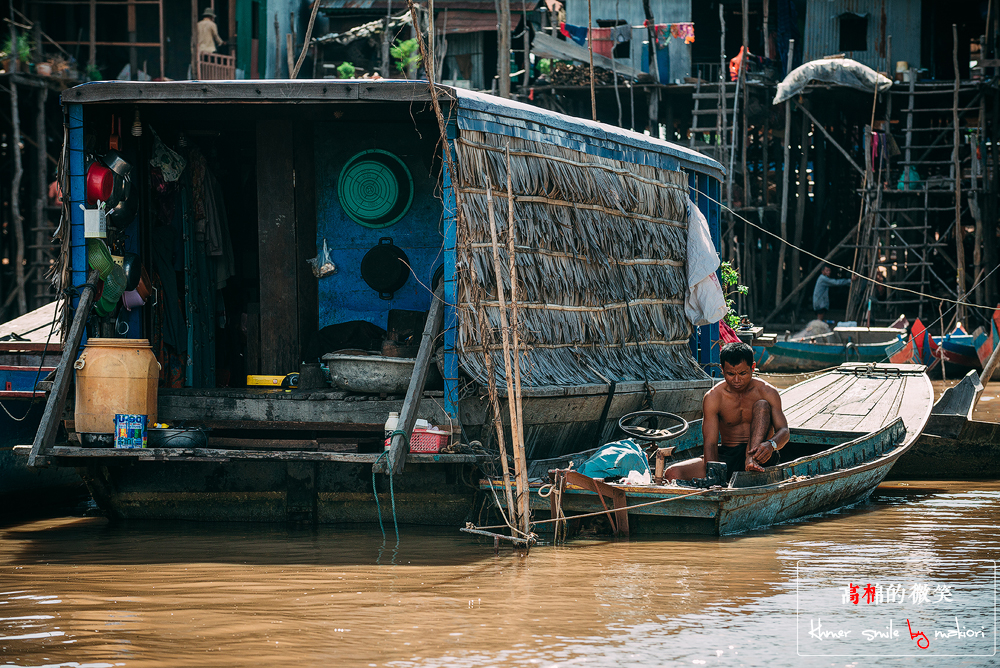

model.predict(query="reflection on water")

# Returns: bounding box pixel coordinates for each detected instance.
[0,480,997,667]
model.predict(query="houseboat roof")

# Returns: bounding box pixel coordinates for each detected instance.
[64,79,725,180]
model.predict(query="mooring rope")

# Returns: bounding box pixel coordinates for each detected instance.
[373,432,406,544]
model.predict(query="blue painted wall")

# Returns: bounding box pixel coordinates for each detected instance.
[314,122,444,331]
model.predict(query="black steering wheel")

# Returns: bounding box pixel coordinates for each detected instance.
[617,411,689,442]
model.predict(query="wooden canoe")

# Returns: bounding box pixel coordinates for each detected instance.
[498,363,933,536]
[889,370,1000,479]
[754,327,907,372]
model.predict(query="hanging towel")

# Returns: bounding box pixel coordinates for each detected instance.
[611,24,631,45]
[670,22,695,44]
[560,22,588,46]
[685,198,728,326]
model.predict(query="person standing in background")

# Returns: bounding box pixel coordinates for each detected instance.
[197,7,224,55]
[812,265,852,322]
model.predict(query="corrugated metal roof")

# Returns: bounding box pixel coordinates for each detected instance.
[802,0,921,71]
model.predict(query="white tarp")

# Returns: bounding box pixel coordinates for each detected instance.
[773,58,892,105]
[685,198,728,327]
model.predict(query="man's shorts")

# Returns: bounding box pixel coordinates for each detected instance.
[716,442,780,476]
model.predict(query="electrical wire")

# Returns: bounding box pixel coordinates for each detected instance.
[690,186,1000,312]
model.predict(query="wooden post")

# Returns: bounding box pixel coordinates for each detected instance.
[791,102,809,304]
[286,34,294,78]
[741,0,749,205]
[89,0,97,68]
[642,0,659,133]
[427,0,435,81]
[498,0,511,97]
[762,0,769,60]
[386,284,445,475]
[128,0,138,80]
[34,86,47,309]
[587,0,595,120]
[274,13,280,78]
[9,17,25,316]
[774,39,795,304]
[291,0,321,79]
[28,271,99,469]
[159,0,166,77]
[192,0,199,79]
[381,3,392,77]
[953,24,966,324]
[974,94,985,307]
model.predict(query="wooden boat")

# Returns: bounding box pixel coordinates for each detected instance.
[492,363,932,536]
[973,308,1000,376]
[889,370,1000,479]
[935,327,981,372]
[0,302,84,507]
[754,326,907,372]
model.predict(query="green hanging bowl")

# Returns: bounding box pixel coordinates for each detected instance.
[337,149,414,228]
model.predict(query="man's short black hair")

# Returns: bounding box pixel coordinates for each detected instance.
[719,341,754,368]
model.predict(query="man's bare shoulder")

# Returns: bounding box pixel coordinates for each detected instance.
[704,380,728,400]
[752,378,782,401]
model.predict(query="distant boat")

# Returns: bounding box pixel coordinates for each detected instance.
[973,308,1000,374]
[934,325,981,374]
[494,363,932,536]
[890,370,1000,479]
[0,302,84,508]
[754,326,907,372]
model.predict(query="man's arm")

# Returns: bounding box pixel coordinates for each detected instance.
[833,277,852,287]
[748,385,790,462]
[212,23,223,46]
[702,390,720,465]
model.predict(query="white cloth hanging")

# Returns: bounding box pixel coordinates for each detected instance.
[685,197,728,326]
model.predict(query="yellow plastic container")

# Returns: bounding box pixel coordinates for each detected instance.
[247,375,286,386]
[73,338,159,434]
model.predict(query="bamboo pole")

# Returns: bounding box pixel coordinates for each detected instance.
[9,16,25,316]
[486,185,528,534]
[505,144,528,535]
[290,0,321,79]
[953,24,967,324]
[776,40,795,304]
[191,0,199,78]
[34,85,47,309]
[642,0,658,133]
[791,101,809,302]
[587,0,595,121]
[740,0,749,205]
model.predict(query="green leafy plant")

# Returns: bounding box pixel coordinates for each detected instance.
[336,61,356,79]
[537,58,552,75]
[390,38,421,74]
[1,33,32,63]
[85,64,102,81]
[720,261,749,329]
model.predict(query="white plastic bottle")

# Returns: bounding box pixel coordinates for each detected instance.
[384,411,400,451]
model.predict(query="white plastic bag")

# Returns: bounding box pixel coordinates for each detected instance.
[307,238,337,278]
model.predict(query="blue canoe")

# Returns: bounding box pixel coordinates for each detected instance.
[754,326,906,372]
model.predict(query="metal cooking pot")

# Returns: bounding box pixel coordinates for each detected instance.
[101,149,133,178]
[360,237,410,299]
[108,173,137,224]
[120,252,141,291]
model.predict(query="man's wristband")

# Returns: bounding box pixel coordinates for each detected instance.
[767,439,781,451]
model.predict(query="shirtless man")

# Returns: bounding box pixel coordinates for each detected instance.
[665,341,789,482]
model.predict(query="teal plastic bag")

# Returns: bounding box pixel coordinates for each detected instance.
[577,439,650,479]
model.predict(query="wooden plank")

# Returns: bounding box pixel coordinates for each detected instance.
[256,120,299,376]
[783,375,854,424]
[386,284,445,475]
[294,121,318,363]
[853,379,906,433]
[46,445,480,464]
[27,272,97,469]
[65,81,363,103]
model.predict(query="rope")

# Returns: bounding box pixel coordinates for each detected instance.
[373,431,406,544]
[690,186,1000,311]
[472,484,713,530]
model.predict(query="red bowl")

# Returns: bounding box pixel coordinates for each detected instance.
[85,162,114,206]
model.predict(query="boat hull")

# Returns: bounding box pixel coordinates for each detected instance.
[888,420,1000,479]
[755,337,906,372]
[77,458,480,525]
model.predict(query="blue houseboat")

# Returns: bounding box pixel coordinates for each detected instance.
[27,80,725,525]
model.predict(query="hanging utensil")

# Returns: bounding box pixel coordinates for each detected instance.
[109,115,120,151]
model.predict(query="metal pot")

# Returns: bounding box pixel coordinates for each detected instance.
[108,173,137,224]
[121,252,141,291]
[101,149,133,177]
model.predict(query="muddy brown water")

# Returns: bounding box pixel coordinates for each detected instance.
[1,381,997,667]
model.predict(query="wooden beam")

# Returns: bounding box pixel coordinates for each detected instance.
[385,283,445,475]
[498,0,510,97]
[794,100,864,176]
[255,120,299,376]
[953,24,967,324]
[28,271,98,469]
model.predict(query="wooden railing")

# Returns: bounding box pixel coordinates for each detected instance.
[197,52,235,80]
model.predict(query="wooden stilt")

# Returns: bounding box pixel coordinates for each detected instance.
[776,39,794,307]
[953,24,967,324]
